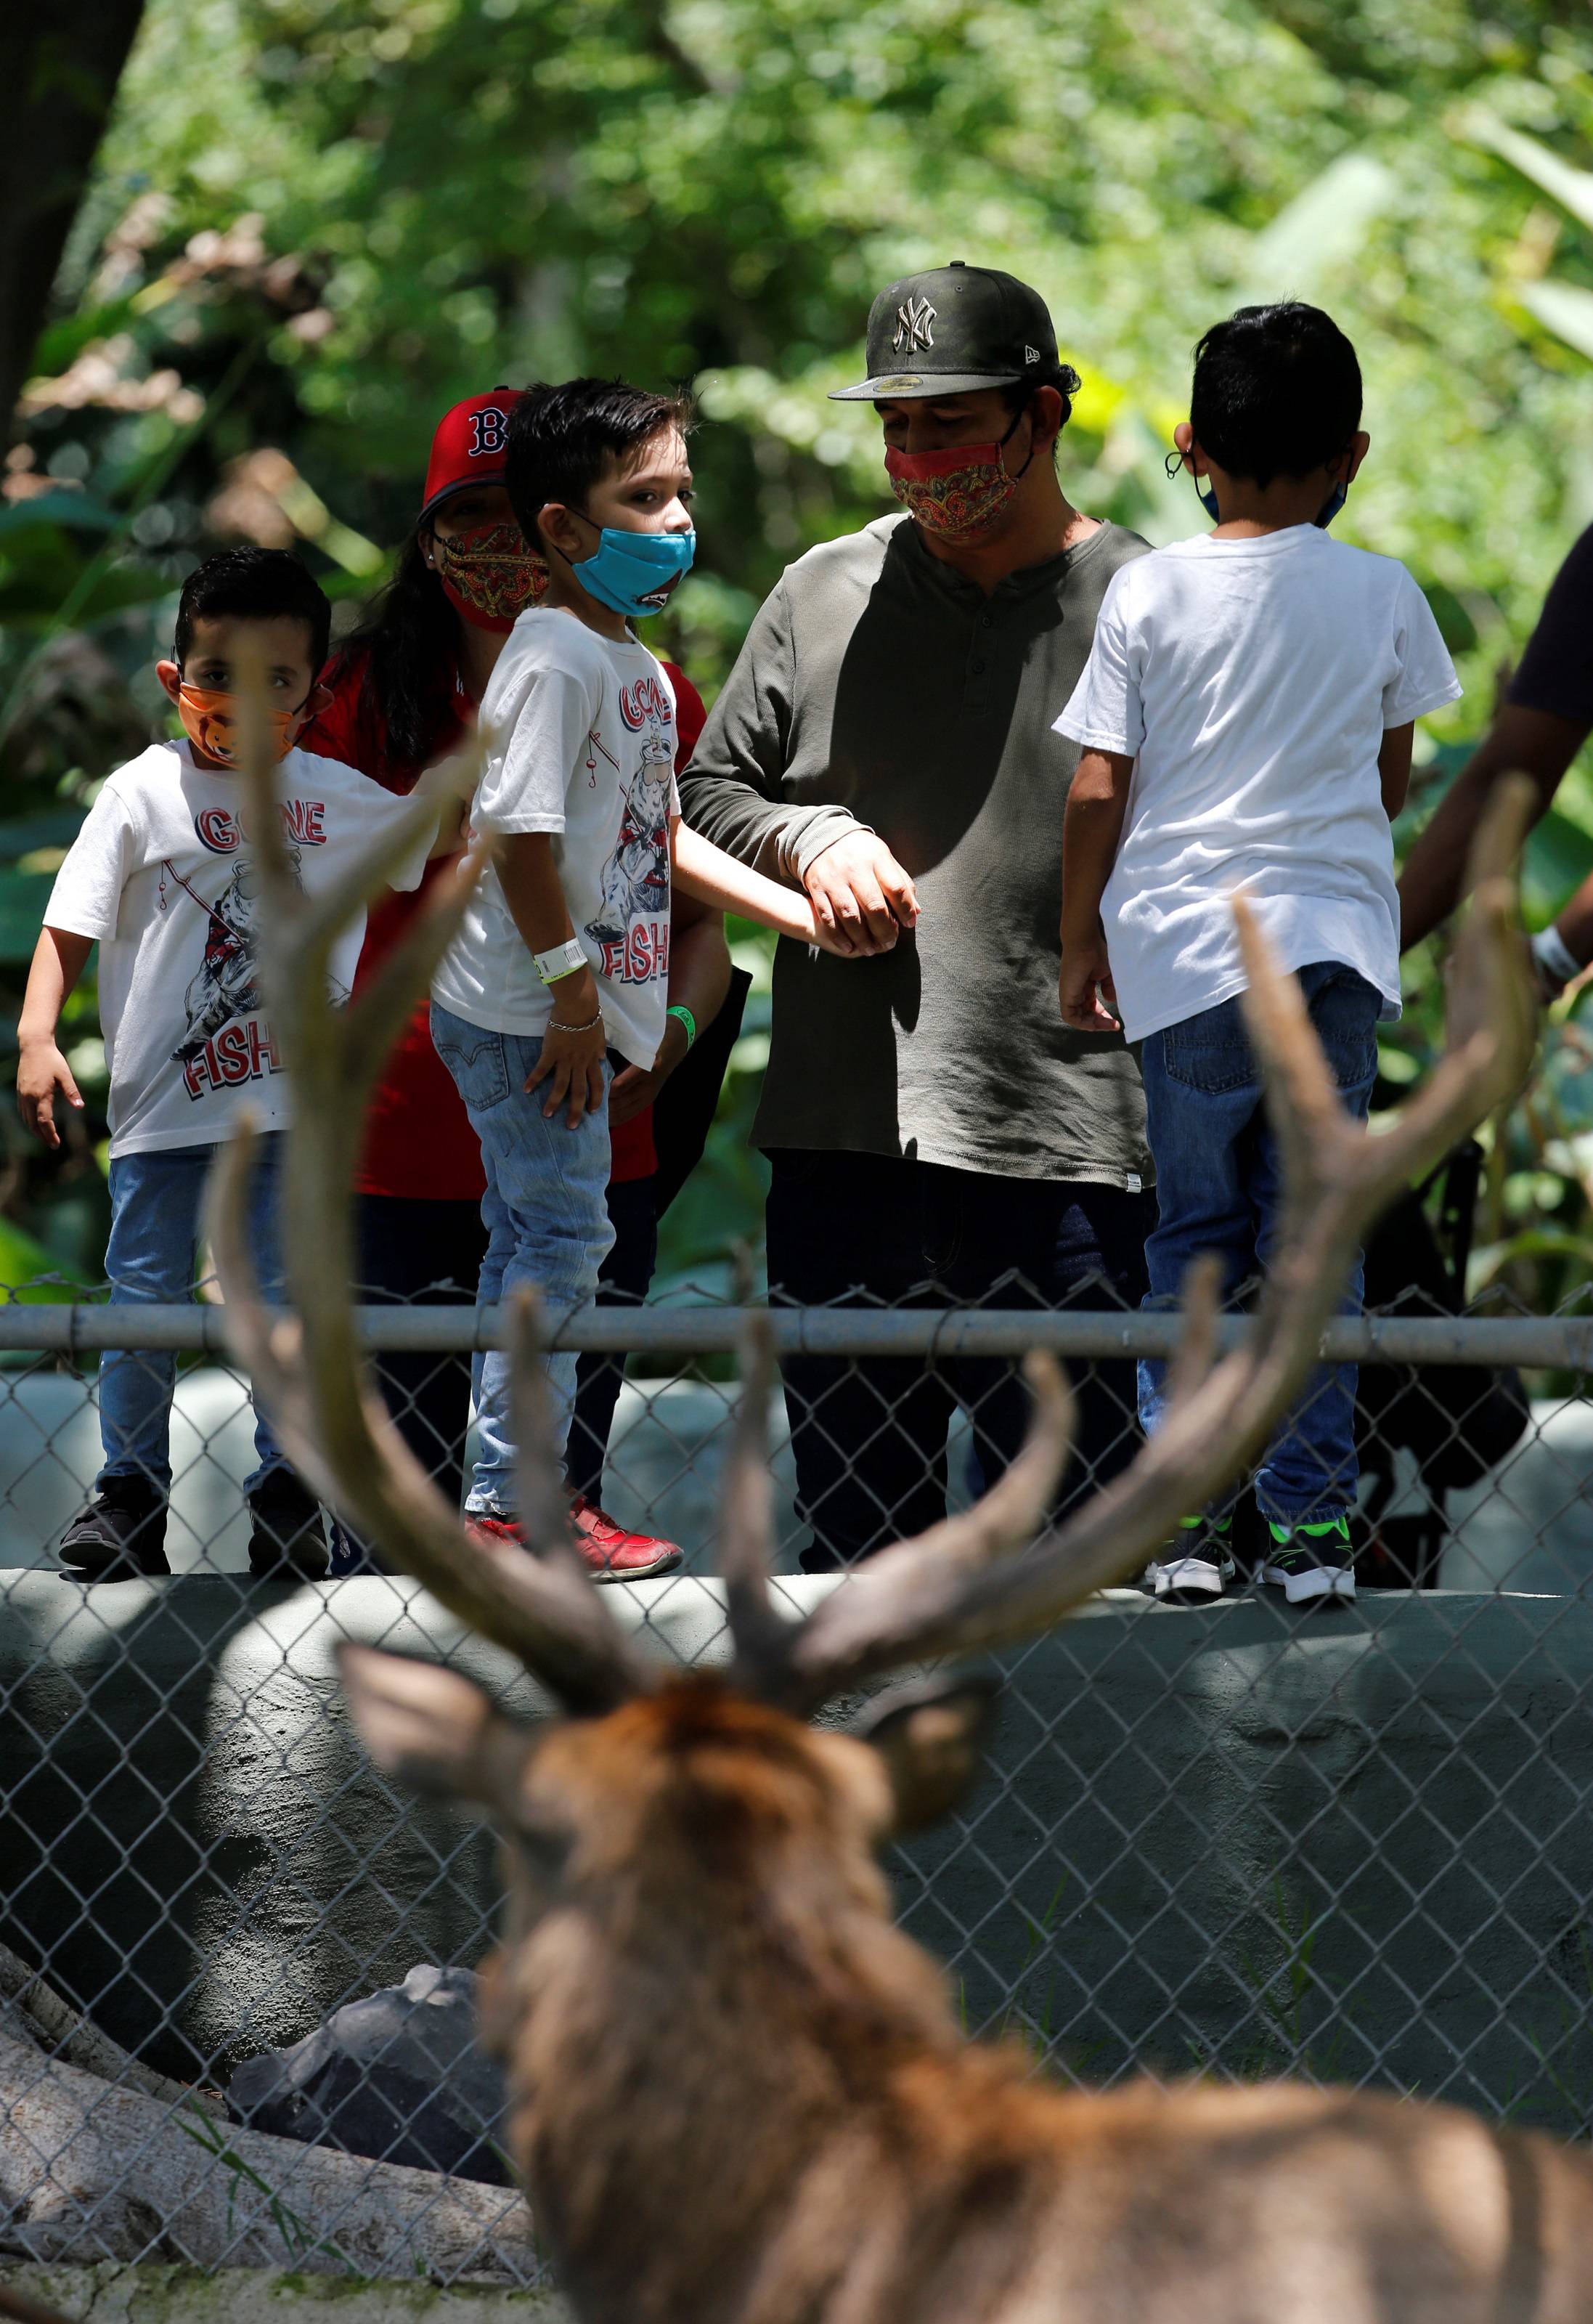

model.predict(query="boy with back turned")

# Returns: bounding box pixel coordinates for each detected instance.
[1056,302,1460,1607]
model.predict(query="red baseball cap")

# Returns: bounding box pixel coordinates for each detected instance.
[418,389,521,525]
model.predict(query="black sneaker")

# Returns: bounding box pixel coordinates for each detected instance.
[1144,1516,1236,1605]
[1260,1518,1356,1606]
[58,1476,171,1580]
[247,1469,329,1580]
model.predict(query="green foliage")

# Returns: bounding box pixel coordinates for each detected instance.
[9,0,1593,1287]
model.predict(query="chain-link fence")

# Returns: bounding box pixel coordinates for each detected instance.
[4,1276,1593,2282]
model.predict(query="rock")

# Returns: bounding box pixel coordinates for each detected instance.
[229,1966,509,2184]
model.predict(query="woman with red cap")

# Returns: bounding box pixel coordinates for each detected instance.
[303,389,730,1576]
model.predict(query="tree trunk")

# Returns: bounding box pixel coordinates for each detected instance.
[0,1,147,438]
[0,2025,541,2282]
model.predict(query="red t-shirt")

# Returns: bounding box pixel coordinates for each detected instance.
[301,647,707,1200]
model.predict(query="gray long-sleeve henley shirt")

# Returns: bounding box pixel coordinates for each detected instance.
[679,511,1152,1185]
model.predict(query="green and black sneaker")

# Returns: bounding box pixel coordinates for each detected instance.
[1144,1514,1236,1606]
[1260,1516,1355,1607]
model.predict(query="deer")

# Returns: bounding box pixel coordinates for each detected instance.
[203,689,1593,2323]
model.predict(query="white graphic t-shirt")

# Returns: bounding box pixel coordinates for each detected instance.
[431,607,680,1068]
[1054,526,1461,1044]
[45,739,432,1158]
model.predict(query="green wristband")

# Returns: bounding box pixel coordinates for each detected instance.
[666,1003,698,1049]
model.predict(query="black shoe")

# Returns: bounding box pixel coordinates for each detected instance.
[247,1470,329,1579]
[58,1477,171,1580]
[1260,1519,1356,1606]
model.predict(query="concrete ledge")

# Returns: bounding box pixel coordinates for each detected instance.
[0,2264,568,2319]
[4,1576,1593,2131]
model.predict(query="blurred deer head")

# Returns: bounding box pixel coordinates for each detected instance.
[206,670,1570,2323]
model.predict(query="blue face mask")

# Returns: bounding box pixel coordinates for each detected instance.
[1168,449,1349,529]
[569,522,696,619]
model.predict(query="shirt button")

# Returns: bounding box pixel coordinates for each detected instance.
[979,613,993,627]
[971,658,986,674]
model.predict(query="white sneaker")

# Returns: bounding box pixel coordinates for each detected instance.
[1148,1553,1231,1604]
[1145,1523,1236,1605]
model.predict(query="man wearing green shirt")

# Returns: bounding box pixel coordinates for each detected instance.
[680,262,1154,1568]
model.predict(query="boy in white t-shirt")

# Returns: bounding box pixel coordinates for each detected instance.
[431,377,839,1570]
[17,548,441,1582]
[1054,303,1460,1608]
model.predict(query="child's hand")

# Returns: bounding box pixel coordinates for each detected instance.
[803,895,866,958]
[803,832,918,954]
[610,1012,690,1126]
[1058,935,1121,1034]
[17,1039,84,1150]
[526,982,608,1128]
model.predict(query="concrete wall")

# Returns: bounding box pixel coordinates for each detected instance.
[5,1574,1593,2132]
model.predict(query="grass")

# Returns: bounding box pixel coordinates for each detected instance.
[175,2097,344,2265]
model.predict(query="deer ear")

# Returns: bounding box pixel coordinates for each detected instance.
[337,1643,541,1811]
[852,1672,1001,1831]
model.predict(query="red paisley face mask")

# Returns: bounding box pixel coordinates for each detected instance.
[883,410,1032,543]
[432,521,549,632]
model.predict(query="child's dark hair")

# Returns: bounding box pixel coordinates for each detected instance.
[505,378,693,550]
[1189,303,1361,488]
[174,548,331,680]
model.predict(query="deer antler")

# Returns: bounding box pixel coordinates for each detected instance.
[763,776,1536,1711]
[203,655,651,1714]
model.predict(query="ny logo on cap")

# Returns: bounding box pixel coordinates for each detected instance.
[893,296,936,355]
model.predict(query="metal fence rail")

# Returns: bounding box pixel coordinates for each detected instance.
[4,1287,1593,2281]
[6,1300,1593,1364]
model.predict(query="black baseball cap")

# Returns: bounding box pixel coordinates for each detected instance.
[829,261,1080,402]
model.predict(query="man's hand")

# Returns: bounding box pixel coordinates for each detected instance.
[1059,932,1121,1034]
[17,1039,84,1150]
[609,1012,690,1127]
[526,972,608,1128]
[803,833,919,955]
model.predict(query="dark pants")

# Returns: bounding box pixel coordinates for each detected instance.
[764,1150,1154,1570]
[347,1181,658,1526]
[354,1195,489,1515]
[567,1174,659,1503]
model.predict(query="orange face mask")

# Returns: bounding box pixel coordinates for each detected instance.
[176,684,303,768]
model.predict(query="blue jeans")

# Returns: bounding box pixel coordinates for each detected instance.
[430,1002,615,1516]
[100,1137,288,1495]
[1138,962,1380,1527]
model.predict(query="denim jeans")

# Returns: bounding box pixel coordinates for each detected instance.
[765,1148,1154,1569]
[1138,962,1380,1526]
[100,1136,288,1495]
[430,1002,615,1515]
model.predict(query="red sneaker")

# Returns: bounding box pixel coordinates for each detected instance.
[568,1494,683,1582]
[466,1514,526,1551]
